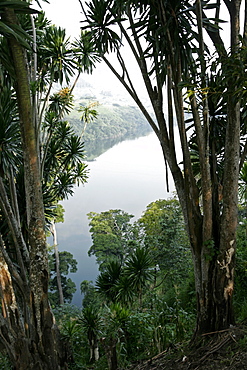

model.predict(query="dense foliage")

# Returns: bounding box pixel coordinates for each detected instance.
[87,209,138,270]
[2,0,247,368]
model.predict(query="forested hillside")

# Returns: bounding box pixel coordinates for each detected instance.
[68,99,151,159]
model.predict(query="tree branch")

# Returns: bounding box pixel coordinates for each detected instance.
[102,55,160,137]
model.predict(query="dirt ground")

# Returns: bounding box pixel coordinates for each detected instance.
[129,324,247,369]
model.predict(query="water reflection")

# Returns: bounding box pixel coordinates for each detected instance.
[84,130,151,161]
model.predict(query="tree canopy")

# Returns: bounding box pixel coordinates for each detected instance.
[87,209,138,270]
[138,198,191,283]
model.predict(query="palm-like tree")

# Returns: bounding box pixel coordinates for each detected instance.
[96,260,122,303]
[38,25,76,86]
[0,3,65,368]
[79,305,102,362]
[78,101,99,137]
[0,82,27,257]
[101,303,131,370]
[115,274,134,305]
[124,247,154,307]
[43,119,88,203]
[71,30,101,91]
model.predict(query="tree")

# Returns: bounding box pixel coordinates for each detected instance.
[79,305,102,363]
[0,3,66,368]
[96,260,123,303]
[49,250,78,306]
[80,279,99,307]
[100,303,131,370]
[138,198,191,284]
[87,209,138,270]
[78,100,99,137]
[80,0,246,335]
[35,18,89,310]
[95,247,155,308]
[124,247,154,307]
[0,2,92,368]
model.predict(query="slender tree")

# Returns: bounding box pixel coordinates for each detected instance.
[1,4,66,368]
[49,250,77,305]
[0,2,92,368]
[80,0,246,335]
[80,305,101,363]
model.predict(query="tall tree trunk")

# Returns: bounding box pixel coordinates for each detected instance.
[1,7,68,369]
[50,221,64,305]
[195,0,241,335]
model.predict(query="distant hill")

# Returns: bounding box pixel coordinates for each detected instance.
[67,98,152,160]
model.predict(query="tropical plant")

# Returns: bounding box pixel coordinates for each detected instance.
[95,247,155,309]
[96,260,123,303]
[0,3,67,367]
[71,30,101,89]
[79,305,102,363]
[80,279,100,308]
[78,100,99,137]
[100,303,132,370]
[0,85,22,176]
[124,247,155,306]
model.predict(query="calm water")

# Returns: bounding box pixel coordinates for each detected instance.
[55,132,176,306]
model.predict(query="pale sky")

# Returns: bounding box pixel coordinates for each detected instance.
[40,0,82,39]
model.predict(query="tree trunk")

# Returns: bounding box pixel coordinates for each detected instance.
[89,336,99,362]
[102,337,118,370]
[194,1,241,336]
[0,7,68,369]
[50,221,64,305]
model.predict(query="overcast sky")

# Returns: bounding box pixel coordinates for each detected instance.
[40,0,82,39]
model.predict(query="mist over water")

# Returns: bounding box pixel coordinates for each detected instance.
[55,132,175,306]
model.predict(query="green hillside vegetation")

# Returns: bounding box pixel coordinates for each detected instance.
[68,99,151,160]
